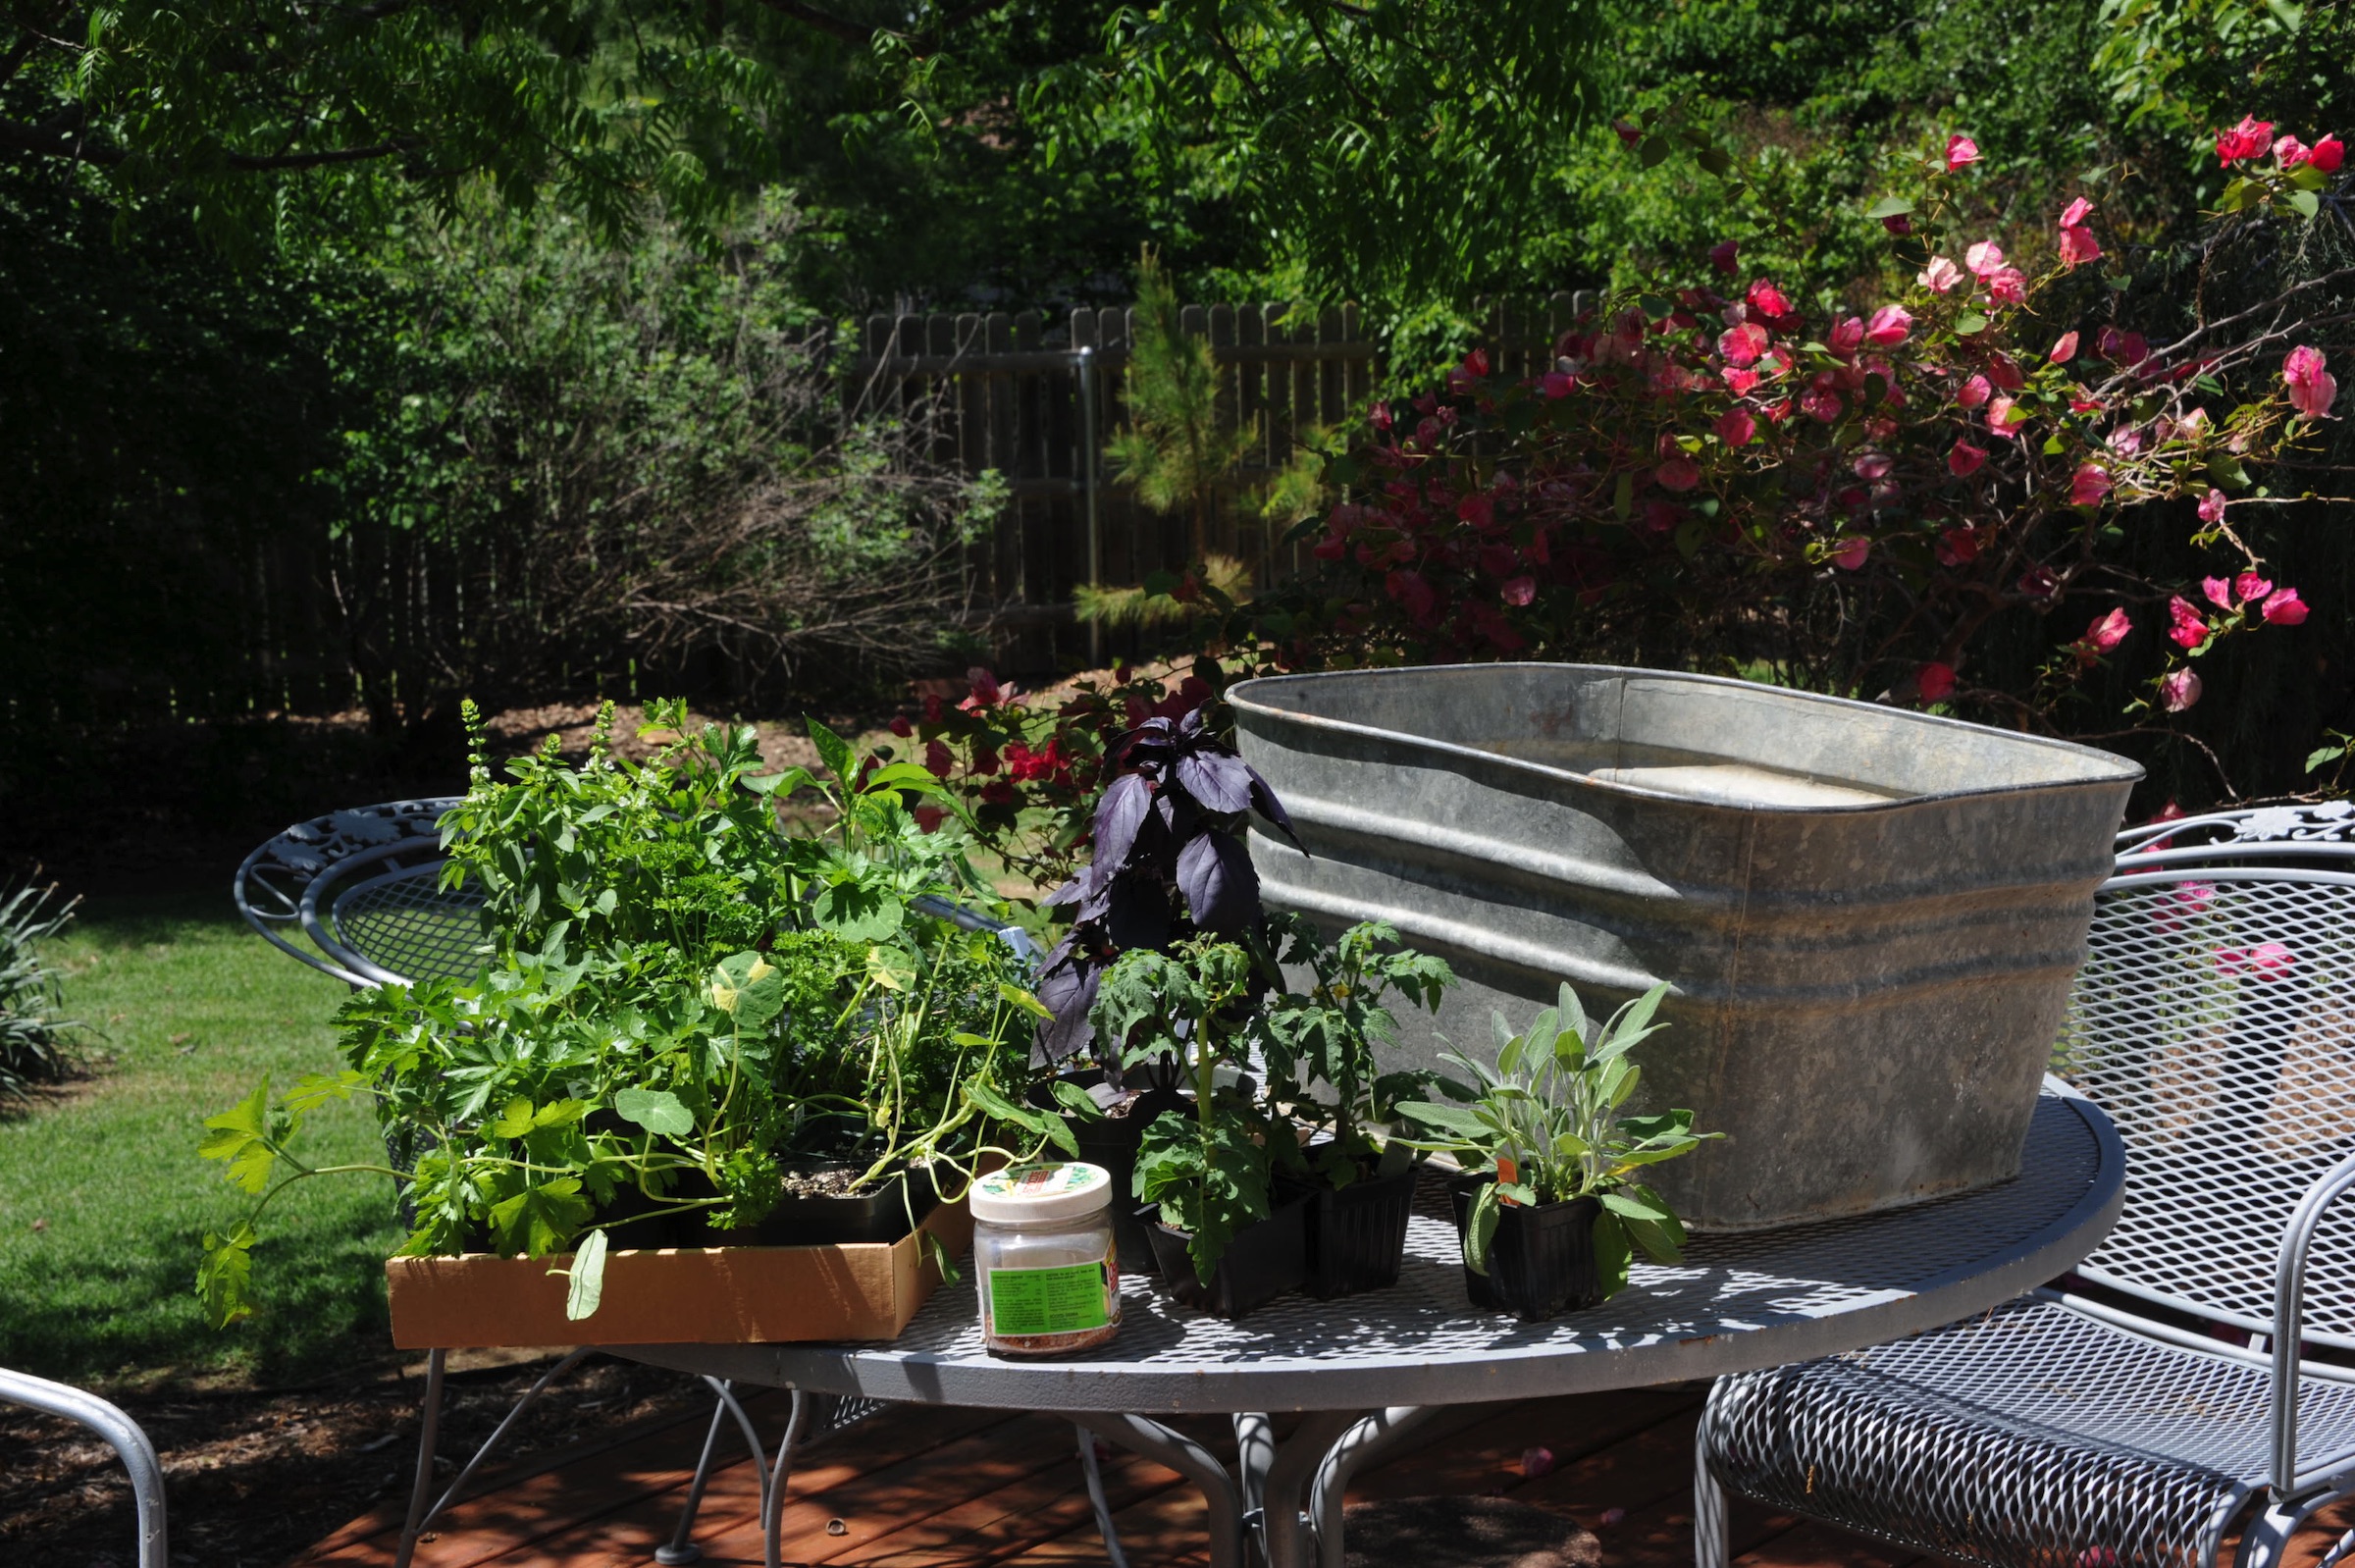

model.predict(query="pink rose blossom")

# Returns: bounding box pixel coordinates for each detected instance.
[1918,256,1964,294]
[2085,607,2132,653]
[1714,407,1756,446]
[1957,374,1991,409]
[2169,596,2210,649]
[2285,345,2337,420]
[2264,588,2310,625]
[2276,134,2310,168]
[1864,305,1912,347]
[2311,135,2345,174]
[1708,240,1740,275]
[1986,267,2029,305]
[1917,661,1957,702]
[1830,537,1869,570]
[1802,387,1845,423]
[1500,576,1537,607]
[2069,464,2113,506]
[1949,440,1988,477]
[2216,115,2276,166]
[2235,571,2274,604]
[1830,317,1866,356]
[2049,331,2079,364]
[2060,197,2094,228]
[1747,279,1792,319]
[2218,941,2293,975]
[1945,134,1979,171]
[2198,488,2226,524]
[1964,240,2007,279]
[2160,667,2204,711]
[2059,223,2101,268]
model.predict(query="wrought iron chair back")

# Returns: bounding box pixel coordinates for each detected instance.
[2057,803,2355,1351]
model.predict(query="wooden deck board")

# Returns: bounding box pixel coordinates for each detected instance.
[287,1383,2355,1568]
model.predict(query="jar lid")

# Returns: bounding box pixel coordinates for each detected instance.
[970,1162,1114,1225]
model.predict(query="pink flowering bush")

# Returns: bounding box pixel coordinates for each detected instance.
[1287,116,2341,731]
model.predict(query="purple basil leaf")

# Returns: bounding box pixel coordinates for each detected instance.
[1175,750,1254,814]
[1091,772,1153,876]
[1178,705,1206,740]
[1107,878,1175,951]
[1178,830,1260,932]
[1033,945,1103,1067]
[1043,875,1086,908]
[1245,765,1306,854]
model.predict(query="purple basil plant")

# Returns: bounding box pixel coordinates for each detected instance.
[1032,704,1303,1067]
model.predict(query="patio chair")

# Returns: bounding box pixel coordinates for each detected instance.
[1694,802,2355,1568]
[1,1365,169,1568]
[235,800,1059,1568]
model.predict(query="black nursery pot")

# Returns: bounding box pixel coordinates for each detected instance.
[1289,1165,1419,1300]
[689,1159,940,1247]
[1142,1193,1309,1319]
[1027,1071,1189,1275]
[1449,1176,1603,1323]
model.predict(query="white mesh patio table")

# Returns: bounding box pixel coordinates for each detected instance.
[623,1087,2123,1568]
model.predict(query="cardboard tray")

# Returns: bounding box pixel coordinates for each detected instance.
[386,1192,973,1348]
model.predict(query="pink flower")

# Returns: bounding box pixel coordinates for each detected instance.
[2285,345,2337,420]
[1949,440,1989,477]
[1918,661,1957,702]
[2311,135,2345,174]
[1612,119,1643,147]
[2263,588,2309,625]
[1937,526,1980,564]
[2049,331,2079,363]
[2218,940,2293,975]
[1709,240,1740,275]
[2069,464,2113,505]
[1986,267,2028,305]
[1715,407,1757,446]
[1964,240,2007,279]
[2276,134,2310,168]
[1723,367,1760,395]
[1830,537,1869,570]
[2217,115,2276,166]
[2060,197,2094,228]
[1986,395,2027,439]
[1500,575,1537,607]
[1521,1446,1556,1479]
[1748,279,1792,319]
[2169,596,2210,649]
[2084,607,2133,653]
[1864,305,1912,347]
[2198,489,2226,524]
[1853,451,1894,481]
[2160,667,2204,711]
[1918,256,1964,294]
[1717,322,1769,368]
[1542,370,1575,398]
[1830,317,1866,357]
[2098,328,2150,366]
[2235,570,2274,604]
[1945,134,1980,171]
[1882,214,1913,235]
[2201,576,2235,610]
[1655,457,1701,492]
[1985,353,2025,391]
[2059,223,2101,268]
[1958,375,1991,409]
[1802,387,1845,424]
[2018,566,2059,599]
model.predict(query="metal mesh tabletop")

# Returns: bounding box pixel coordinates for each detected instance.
[320,860,488,987]
[625,1090,2120,1413]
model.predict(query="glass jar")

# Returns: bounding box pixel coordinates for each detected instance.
[970,1162,1121,1357]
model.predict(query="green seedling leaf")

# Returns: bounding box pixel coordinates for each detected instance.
[806,716,856,787]
[490,1176,593,1256]
[490,1096,537,1139]
[744,765,816,797]
[198,1224,257,1328]
[2309,746,2347,774]
[812,879,904,942]
[613,1086,694,1137]
[1864,195,1914,219]
[199,1082,282,1195]
[997,982,1053,1020]
[711,951,785,1029]
[1052,1081,1107,1120]
[560,1228,609,1322]
[286,1071,368,1112]
[2288,189,2322,219]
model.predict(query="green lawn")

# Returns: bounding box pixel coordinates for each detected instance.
[0,893,403,1388]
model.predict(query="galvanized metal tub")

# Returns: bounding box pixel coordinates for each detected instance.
[1230,663,2142,1229]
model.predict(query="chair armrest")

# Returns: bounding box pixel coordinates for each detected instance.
[2272,1148,2355,1491]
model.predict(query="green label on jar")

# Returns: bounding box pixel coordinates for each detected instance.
[988,1261,1111,1337]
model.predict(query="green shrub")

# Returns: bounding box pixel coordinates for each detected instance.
[0,881,85,1101]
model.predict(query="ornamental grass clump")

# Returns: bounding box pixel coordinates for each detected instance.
[0,878,84,1103]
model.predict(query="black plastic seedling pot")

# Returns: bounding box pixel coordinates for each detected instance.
[1028,1071,1189,1274]
[1450,1176,1604,1322]
[1142,1194,1309,1318]
[1289,1166,1418,1299]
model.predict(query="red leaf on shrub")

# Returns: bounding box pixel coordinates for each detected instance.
[1917,662,1957,701]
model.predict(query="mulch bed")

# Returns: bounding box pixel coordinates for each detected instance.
[0,1349,711,1568]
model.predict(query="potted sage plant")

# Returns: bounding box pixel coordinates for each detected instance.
[1397,981,1715,1322]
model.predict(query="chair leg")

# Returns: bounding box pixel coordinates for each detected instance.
[1077,1424,1132,1568]
[1694,1407,1732,1568]
[392,1349,446,1568]
[762,1388,812,1568]
[2235,1492,2327,1568]
[655,1391,735,1566]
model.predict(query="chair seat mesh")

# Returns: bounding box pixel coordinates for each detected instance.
[1703,1297,2355,1568]
[331,866,489,985]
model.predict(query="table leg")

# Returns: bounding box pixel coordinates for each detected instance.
[1066,1412,1249,1568]
[1309,1408,1439,1568]
[1256,1411,1368,1568]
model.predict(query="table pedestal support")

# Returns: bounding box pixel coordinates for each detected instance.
[1066,1406,1436,1568]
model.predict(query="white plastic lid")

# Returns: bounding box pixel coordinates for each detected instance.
[970,1162,1114,1225]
